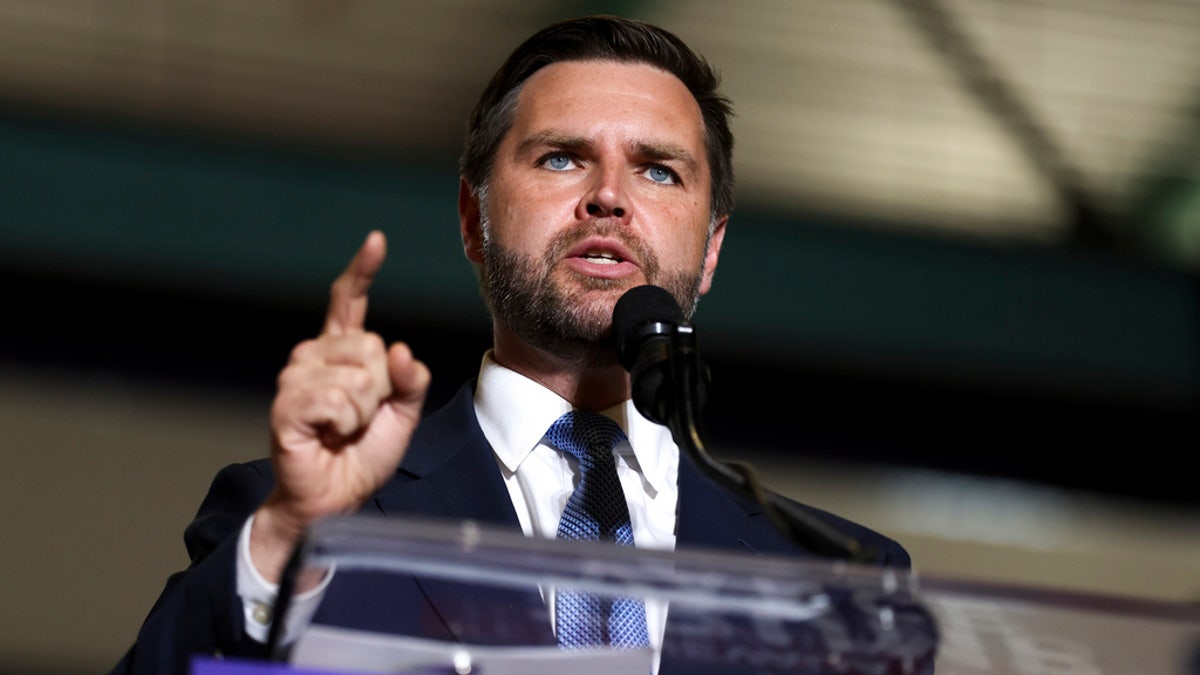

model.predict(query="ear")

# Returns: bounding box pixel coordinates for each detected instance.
[458,178,484,264]
[697,215,728,296]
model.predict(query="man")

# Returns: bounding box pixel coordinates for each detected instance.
[112,14,912,675]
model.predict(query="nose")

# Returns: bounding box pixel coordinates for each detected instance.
[579,164,629,221]
[586,202,625,218]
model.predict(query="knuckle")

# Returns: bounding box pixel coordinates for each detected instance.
[289,338,319,363]
[346,367,374,394]
[316,386,349,411]
[362,332,387,358]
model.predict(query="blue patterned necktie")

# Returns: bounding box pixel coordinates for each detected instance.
[546,410,650,649]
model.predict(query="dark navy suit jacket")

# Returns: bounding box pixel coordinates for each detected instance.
[112,381,911,675]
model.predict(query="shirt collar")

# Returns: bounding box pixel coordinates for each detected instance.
[475,351,676,494]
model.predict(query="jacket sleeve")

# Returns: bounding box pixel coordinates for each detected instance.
[109,460,277,675]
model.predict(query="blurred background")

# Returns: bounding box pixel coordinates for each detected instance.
[1,1,1197,673]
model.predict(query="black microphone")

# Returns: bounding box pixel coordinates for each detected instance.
[612,283,684,372]
[612,284,706,425]
[613,285,875,564]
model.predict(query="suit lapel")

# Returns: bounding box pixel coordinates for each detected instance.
[369,382,554,646]
[675,453,787,556]
[373,382,520,526]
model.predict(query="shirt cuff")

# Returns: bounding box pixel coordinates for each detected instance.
[236,514,333,644]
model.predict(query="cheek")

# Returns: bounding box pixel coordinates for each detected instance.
[489,191,563,251]
[654,204,711,263]
[484,175,529,238]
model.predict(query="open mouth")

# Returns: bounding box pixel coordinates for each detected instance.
[579,251,623,265]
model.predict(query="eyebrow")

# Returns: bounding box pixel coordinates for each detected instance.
[517,131,701,175]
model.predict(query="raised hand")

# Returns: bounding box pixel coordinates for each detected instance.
[251,230,431,582]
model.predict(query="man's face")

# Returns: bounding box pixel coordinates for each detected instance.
[461,59,727,364]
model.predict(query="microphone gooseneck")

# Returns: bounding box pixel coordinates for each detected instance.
[613,285,877,564]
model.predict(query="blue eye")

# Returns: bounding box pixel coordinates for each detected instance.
[545,154,573,170]
[647,166,676,184]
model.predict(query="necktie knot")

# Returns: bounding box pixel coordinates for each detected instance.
[547,411,630,544]
[545,410,626,470]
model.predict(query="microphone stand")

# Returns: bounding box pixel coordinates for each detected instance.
[657,325,879,565]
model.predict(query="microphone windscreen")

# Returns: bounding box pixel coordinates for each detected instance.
[612,285,684,370]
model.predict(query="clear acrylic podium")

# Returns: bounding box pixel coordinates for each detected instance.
[274,513,935,674]
[192,513,1200,675]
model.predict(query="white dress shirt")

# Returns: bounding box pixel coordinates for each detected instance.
[237,351,681,659]
[475,351,679,654]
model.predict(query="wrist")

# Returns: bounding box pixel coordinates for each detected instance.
[249,500,309,584]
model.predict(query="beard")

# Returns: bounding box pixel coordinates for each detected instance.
[479,218,707,368]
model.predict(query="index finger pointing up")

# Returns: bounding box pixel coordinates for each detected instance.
[324,230,387,336]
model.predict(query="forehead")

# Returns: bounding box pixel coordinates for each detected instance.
[509,59,706,150]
